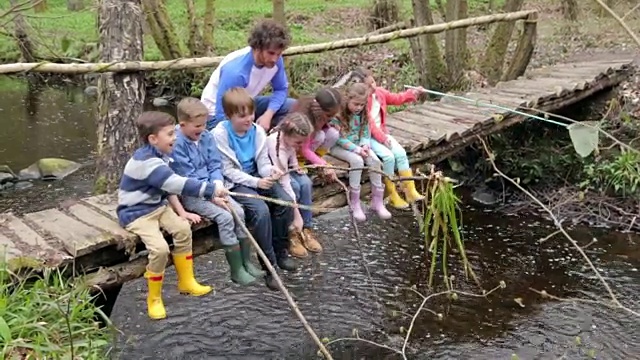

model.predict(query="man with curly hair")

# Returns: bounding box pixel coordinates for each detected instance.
[201,19,295,131]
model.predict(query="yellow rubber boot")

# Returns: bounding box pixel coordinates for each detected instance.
[316,147,328,158]
[144,270,167,320]
[398,169,425,203]
[172,253,213,296]
[384,178,409,209]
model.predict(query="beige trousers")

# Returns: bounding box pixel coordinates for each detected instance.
[126,205,192,273]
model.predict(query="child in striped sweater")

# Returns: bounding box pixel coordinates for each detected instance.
[117,111,220,321]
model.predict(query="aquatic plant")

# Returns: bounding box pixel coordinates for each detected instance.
[418,167,478,290]
[0,263,113,359]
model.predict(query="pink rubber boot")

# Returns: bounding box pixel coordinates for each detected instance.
[349,188,366,222]
[371,186,392,220]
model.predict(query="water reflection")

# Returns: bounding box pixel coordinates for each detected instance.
[0,78,96,171]
[111,208,640,359]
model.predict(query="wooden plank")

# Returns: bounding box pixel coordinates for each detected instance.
[24,208,109,257]
[387,113,447,144]
[464,91,531,108]
[66,203,134,240]
[401,110,471,139]
[383,118,433,142]
[81,195,118,220]
[2,213,70,266]
[416,103,489,127]
[0,233,23,261]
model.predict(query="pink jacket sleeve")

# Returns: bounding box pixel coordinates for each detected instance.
[299,133,327,165]
[379,88,417,106]
[266,133,297,202]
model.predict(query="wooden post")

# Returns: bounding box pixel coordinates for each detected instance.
[94,0,145,194]
[503,12,537,81]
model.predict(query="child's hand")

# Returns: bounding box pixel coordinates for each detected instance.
[296,167,307,175]
[357,147,369,158]
[322,168,338,183]
[270,167,284,180]
[211,196,228,208]
[181,212,202,224]
[384,139,393,149]
[214,185,228,198]
[409,86,427,97]
[258,177,275,189]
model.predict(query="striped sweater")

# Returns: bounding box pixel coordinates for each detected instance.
[117,144,216,227]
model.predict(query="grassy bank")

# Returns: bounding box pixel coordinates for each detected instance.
[0,264,112,359]
[0,0,501,96]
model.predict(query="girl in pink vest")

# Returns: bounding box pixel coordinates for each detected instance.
[352,68,426,209]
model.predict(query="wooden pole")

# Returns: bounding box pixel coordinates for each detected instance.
[0,10,537,75]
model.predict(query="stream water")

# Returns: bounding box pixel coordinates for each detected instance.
[1,80,639,359]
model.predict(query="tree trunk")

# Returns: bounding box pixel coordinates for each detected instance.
[67,0,85,11]
[478,0,525,85]
[202,0,215,55]
[444,0,469,87]
[141,0,183,59]
[561,0,578,21]
[273,0,285,26]
[95,0,145,194]
[410,0,447,90]
[33,0,47,12]
[10,0,35,62]
[184,0,204,56]
[369,0,400,30]
[502,12,537,81]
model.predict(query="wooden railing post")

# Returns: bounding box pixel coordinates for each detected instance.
[503,12,538,81]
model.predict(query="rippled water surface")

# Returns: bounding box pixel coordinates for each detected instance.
[111,206,640,359]
[1,80,638,359]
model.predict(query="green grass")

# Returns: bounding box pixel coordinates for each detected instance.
[0,264,113,359]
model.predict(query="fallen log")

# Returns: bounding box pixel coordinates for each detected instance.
[0,10,537,75]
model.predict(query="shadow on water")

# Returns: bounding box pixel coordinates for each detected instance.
[111,206,640,360]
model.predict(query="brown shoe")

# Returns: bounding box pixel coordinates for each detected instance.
[289,230,308,258]
[301,228,323,253]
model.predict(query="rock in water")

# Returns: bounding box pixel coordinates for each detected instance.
[0,165,17,184]
[37,158,81,181]
[471,188,499,206]
[18,163,41,180]
[19,158,81,181]
[84,86,99,97]
[152,97,170,107]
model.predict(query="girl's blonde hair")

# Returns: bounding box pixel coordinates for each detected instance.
[338,82,369,139]
[271,112,313,160]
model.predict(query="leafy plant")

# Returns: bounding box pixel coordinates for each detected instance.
[0,263,113,359]
[419,171,478,290]
[581,149,640,198]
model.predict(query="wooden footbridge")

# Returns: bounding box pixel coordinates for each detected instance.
[0,57,636,292]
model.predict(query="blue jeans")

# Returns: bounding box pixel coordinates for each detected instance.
[206,95,296,131]
[230,183,294,267]
[254,95,296,129]
[369,136,410,176]
[290,172,313,228]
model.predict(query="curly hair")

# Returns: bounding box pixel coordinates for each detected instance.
[338,82,369,140]
[293,87,342,130]
[247,19,291,51]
